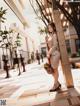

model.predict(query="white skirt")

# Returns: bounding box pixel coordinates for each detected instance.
[50,50,60,69]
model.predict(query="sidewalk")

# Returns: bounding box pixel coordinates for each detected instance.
[0,59,80,106]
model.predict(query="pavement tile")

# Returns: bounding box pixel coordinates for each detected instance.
[50,99,69,106]
[34,102,50,106]
[70,96,80,105]
[0,85,20,98]
[55,90,70,100]
[68,88,80,97]
[0,61,80,106]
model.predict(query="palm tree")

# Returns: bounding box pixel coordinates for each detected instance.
[0,30,5,55]
[0,7,7,30]
[15,33,22,47]
[0,30,10,78]
[0,7,7,61]
[0,29,13,78]
[38,26,48,35]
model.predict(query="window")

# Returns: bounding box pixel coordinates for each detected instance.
[65,40,71,54]
[75,39,80,52]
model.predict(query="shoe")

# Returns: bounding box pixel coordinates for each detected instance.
[58,81,61,88]
[49,82,61,92]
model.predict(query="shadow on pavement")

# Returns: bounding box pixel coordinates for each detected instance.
[34,86,80,106]
[50,87,80,106]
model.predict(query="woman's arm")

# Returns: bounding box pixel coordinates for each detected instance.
[48,34,58,56]
[45,35,50,58]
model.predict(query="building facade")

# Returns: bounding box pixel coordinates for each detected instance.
[0,0,35,69]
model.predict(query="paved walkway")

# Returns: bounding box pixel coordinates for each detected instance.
[0,59,80,106]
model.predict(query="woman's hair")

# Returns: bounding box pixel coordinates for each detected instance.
[48,22,57,33]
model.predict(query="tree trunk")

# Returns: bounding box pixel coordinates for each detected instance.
[0,18,1,30]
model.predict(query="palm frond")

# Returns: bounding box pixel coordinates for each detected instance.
[2,17,6,20]
[3,30,9,34]
[0,20,5,23]
[2,35,7,40]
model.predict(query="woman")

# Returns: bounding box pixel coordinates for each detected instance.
[46,22,61,92]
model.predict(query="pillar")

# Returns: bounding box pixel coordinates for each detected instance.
[51,1,74,87]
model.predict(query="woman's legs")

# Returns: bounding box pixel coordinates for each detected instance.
[52,68,59,84]
[49,68,61,91]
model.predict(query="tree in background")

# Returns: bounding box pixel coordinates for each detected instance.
[29,0,80,40]
[0,7,7,29]
[0,6,22,77]
[15,33,22,47]
[47,0,80,39]
[29,0,53,27]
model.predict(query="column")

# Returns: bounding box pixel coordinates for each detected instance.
[24,25,30,60]
[52,1,73,87]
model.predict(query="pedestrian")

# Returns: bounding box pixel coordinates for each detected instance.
[45,22,61,92]
[40,52,44,62]
[13,50,21,75]
[20,54,26,72]
[31,52,34,63]
[13,50,18,68]
[36,50,40,64]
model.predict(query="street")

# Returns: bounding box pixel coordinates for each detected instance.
[0,59,80,106]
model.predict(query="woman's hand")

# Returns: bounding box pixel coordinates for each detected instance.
[47,54,50,59]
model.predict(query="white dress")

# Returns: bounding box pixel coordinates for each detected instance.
[47,33,60,69]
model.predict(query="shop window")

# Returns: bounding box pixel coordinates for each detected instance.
[75,39,80,52]
[65,40,71,54]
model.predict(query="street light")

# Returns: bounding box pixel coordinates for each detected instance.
[60,0,64,5]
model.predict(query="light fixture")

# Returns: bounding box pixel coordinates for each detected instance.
[66,21,69,26]
[46,8,52,14]
[65,7,68,11]
[69,8,72,14]
[60,14,64,20]
[60,0,64,5]
[63,21,66,27]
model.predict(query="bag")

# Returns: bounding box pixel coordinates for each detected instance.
[44,63,54,74]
